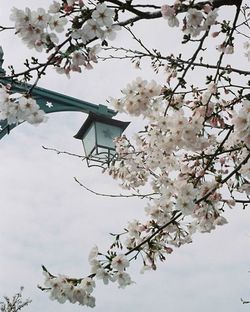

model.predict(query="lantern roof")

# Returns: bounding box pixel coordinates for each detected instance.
[74,112,130,140]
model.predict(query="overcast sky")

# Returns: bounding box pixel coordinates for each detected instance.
[0,1,250,312]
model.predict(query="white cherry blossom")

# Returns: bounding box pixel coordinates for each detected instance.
[83,19,103,40]
[32,8,50,28]
[91,3,114,27]
[48,1,61,13]
[49,14,67,32]
[111,254,130,271]
[80,278,96,293]
[96,268,113,285]
[204,9,218,28]
[161,5,179,27]
[113,271,133,288]
[187,8,203,27]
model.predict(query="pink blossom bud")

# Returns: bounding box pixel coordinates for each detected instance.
[218,118,225,128]
[198,170,205,177]
[165,247,173,254]
[220,158,225,165]
[64,4,73,12]
[212,192,222,201]
[210,116,218,127]
[226,200,236,207]
[211,31,220,38]
[203,4,212,13]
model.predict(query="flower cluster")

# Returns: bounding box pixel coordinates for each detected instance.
[10,2,120,76]
[110,77,162,117]
[89,247,133,289]
[71,3,118,43]
[43,272,96,307]
[107,77,250,247]
[0,86,46,125]
[10,7,67,52]
[42,248,133,306]
[54,2,119,75]
[232,99,250,147]
[161,4,218,37]
[161,4,179,27]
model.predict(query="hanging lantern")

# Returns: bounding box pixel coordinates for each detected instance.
[74,113,129,167]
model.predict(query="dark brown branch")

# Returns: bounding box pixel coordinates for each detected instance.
[109,0,243,27]
[214,0,242,81]
[28,37,71,94]
[212,0,242,8]
[0,25,14,32]
[234,199,250,203]
[164,29,210,115]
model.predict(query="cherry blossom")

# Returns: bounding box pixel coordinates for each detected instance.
[49,14,67,33]
[161,5,179,27]
[113,272,133,288]
[48,1,61,13]
[186,8,203,27]
[204,9,218,28]
[0,88,47,125]
[232,100,250,147]
[91,3,114,27]
[111,254,130,271]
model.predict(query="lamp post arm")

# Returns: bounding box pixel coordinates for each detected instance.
[0,78,116,141]
[0,78,116,116]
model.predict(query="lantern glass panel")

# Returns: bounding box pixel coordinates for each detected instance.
[82,123,96,157]
[95,122,121,149]
[97,146,116,159]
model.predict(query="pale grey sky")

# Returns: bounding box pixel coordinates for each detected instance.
[0,1,249,312]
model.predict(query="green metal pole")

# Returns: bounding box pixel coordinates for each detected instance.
[0,47,116,140]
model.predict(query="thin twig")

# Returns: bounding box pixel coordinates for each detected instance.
[42,146,85,160]
[74,177,158,199]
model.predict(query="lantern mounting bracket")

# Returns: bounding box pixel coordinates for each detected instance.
[0,47,130,168]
